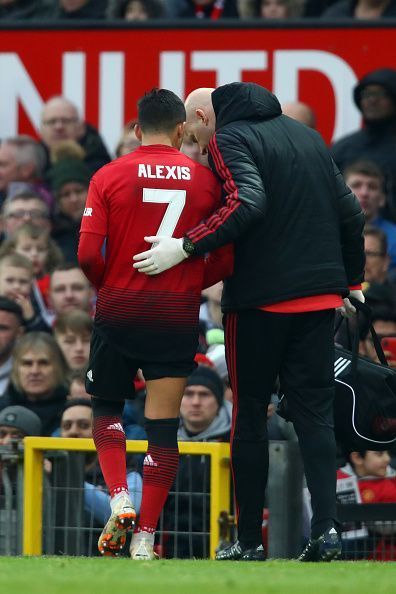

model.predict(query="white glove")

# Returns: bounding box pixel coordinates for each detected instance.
[133,236,188,275]
[337,289,365,319]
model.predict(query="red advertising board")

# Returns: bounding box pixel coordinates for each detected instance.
[0,26,395,152]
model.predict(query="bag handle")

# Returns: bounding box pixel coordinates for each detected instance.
[348,297,388,369]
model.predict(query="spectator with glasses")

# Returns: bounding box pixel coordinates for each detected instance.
[1,191,51,241]
[40,96,110,175]
[0,136,51,209]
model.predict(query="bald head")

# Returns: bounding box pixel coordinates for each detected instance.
[282,102,316,129]
[184,88,216,156]
[40,96,84,149]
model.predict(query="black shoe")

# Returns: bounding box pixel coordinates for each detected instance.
[298,527,342,562]
[215,540,266,561]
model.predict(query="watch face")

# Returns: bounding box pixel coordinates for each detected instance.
[183,238,195,255]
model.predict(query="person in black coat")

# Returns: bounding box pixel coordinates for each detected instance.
[332,68,396,219]
[133,81,366,562]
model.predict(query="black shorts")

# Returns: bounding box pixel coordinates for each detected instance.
[86,329,196,400]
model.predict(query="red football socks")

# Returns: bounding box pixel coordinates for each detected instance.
[136,417,180,533]
[92,415,128,498]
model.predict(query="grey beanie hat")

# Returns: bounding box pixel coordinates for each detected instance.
[0,406,41,436]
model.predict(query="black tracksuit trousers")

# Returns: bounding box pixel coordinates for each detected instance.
[224,308,337,546]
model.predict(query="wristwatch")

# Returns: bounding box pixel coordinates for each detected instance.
[182,237,195,257]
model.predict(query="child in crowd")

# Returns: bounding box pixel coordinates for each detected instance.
[0,253,50,332]
[0,223,63,311]
[337,449,396,560]
[53,310,93,374]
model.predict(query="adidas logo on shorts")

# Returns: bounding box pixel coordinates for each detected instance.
[143,454,158,467]
[87,369,93,382]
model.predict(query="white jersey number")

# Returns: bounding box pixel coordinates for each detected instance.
[143,188,186,237]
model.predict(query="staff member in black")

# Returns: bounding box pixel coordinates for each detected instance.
[133,82,365,562]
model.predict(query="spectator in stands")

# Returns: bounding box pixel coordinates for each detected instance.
[363,226,391,285]
[49,264,93,321]
[163,366,231,558]
[0,223,63,312]
[40,96,110,175]
[52,0,108,18]
[0,332,68,435]
[257,0,305,18]
[165,0,239,18]
[322,0,396,18]
[0,298,23,398]
[344,161,396,268]
[332,69,396,216]
[68,370,90,400]
[337,449,396,560]
[0,253,50,332]
[0,405,41,444]
[0,0,51,19]
[282,102,316,128]
[114,121,140,158]
[1,191,51,240]
[53,310,92,374]
[109,0,165,18]
[48,142,91,263]
[0,136,51,209]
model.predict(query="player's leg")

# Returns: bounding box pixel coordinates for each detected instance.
[130,374,187,560]
[216,310,289,561]
[280,309,341,561]
[86,329,137,556]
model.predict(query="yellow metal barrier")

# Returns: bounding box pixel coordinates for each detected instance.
[23,437,230,559]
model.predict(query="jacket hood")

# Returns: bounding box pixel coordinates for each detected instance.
[178,399,232,442]
[212,82,282,130]
[354,68,396,110]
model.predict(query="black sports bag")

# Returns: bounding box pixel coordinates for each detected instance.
[333,299,396,450]
[277,299,396,450]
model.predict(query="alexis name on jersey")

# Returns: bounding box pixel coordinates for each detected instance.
[138,164,191,180]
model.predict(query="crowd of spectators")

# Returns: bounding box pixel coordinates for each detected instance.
[2,1,396,21]
[2,5,396,558]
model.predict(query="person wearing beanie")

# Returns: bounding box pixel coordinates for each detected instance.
[162,365,232,558]
[332,68,396,217]
[0,405,41,444]
[49,141,91,263]
[179,365,231,441]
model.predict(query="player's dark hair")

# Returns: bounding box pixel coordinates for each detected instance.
[137,88,186,134]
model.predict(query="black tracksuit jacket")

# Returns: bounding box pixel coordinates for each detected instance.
[186,82,365,312]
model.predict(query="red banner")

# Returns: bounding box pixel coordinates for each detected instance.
[0,26,395,152]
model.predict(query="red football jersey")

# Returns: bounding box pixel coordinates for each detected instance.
[80,144,221,361]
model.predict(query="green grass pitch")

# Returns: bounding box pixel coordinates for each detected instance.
[1,557,396,594]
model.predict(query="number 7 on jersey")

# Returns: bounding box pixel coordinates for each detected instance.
[143,188,186,237]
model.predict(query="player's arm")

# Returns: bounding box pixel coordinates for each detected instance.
[78,177,108,291]
[184,128,268,256]
[202,243,234,290]
[78,232,105,291]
